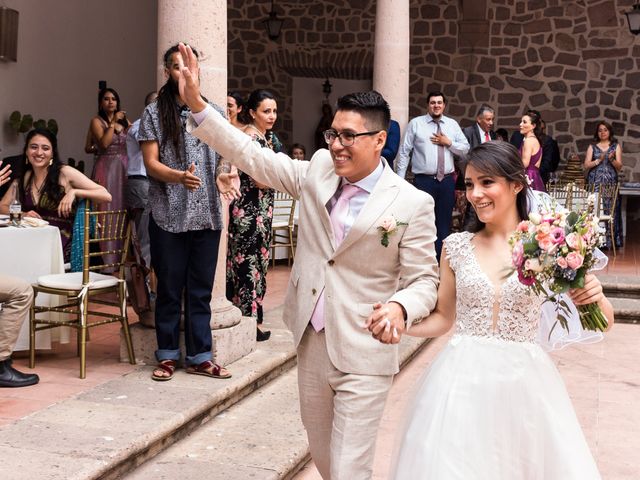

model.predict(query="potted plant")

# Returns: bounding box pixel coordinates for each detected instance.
[8,111,58,135]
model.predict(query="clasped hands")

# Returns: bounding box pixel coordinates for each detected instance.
[364,301,405,345]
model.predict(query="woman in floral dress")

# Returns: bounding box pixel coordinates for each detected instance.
[226,90,283,341]
[584,121,623,248]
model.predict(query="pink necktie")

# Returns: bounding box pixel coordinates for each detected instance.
[485,131,490,142]
[435,120,445,182]
[309,184,361,332]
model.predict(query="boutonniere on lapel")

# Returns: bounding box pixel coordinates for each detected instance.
[377,215,407,247]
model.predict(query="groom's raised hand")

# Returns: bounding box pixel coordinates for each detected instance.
[177,43,208,114]
[365,302,405,344]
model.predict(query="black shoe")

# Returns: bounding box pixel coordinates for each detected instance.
[0,359,39,387]
[256,327,271,342]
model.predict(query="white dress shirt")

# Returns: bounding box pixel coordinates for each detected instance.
[477,123,490,144]
[396,114,469,178]
[126,119,147,177]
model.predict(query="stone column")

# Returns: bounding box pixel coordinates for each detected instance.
[157,0,227,107]
[149,1,252,365]
[373,0,410,134]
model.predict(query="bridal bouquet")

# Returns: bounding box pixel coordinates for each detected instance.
[509,198,608,334]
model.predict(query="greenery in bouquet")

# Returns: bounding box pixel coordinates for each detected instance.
[509,198,608,335]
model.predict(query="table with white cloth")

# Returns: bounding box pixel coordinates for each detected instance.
[0,224,70,350]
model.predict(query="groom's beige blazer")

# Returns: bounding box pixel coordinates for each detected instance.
[192,111,439,376]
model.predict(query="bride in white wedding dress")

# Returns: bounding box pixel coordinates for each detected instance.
[390,142,614,480]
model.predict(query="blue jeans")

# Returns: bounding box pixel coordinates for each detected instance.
[413,174,456,260]
[149,216,221,366]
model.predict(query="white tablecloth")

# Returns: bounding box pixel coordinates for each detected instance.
[0,224,69,350]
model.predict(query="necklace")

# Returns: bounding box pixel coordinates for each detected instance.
[31,174,46,192]
[245,124,267,142]
[245,124,275,150]
[29,174,46,203]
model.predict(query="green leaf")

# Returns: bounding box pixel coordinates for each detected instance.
[558,314,569,332]
[19,114,33,133]
[569,275,585,289]
[554,278,569,292]
[548,320,559,340]
[47,119,58,135]
[566,211,579,227]
[523,242,538,255]
[33,119,46,130]
[381,233,389,247]
[8,111,21,131]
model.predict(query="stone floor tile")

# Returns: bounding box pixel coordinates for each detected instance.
[0,445,106,480]
[127,458,280,480]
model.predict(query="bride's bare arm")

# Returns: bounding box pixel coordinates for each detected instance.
[406,254,456,338]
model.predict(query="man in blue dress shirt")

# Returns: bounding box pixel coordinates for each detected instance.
[396,92,469,259]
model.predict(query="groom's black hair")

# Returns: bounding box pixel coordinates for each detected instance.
[464,141,530,233]
[336,91,390,132]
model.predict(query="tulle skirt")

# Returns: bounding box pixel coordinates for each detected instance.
[392,334,600,480]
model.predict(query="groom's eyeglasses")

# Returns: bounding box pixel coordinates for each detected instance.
[323,129,381,147]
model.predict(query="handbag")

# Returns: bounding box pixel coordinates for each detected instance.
[125,218,151,315]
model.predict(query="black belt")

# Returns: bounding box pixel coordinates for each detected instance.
[128,175,148,180]
[415,172,455,179]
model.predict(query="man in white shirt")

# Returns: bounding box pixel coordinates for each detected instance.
[125,91,157,268]
[396,91,469,259]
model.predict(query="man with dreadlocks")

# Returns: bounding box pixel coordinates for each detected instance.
[139,44,231,382]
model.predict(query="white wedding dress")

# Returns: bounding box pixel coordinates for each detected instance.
[392,232,600,480]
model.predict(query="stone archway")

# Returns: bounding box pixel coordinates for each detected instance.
[268,48,374,80]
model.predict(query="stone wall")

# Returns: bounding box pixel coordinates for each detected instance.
[409,0,640,180]
[227,0,640,180]
[227,0,377,146]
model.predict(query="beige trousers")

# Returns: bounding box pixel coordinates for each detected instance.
[297,326,394,480]
[0,274,33,360]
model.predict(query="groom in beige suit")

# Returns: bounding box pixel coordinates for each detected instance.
[177,44,438,479]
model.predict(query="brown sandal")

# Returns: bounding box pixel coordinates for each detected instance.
[151,359,176,381]
[185,360,232,379]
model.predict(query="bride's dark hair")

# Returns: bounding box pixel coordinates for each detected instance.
[463,141,530,233]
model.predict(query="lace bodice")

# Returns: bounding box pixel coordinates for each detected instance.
[444,232,542,343]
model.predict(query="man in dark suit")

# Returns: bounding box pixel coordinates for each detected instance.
[462,104,496,148]
[382,119,400,169]
[458,104,496,228]
[539,119,560,184]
